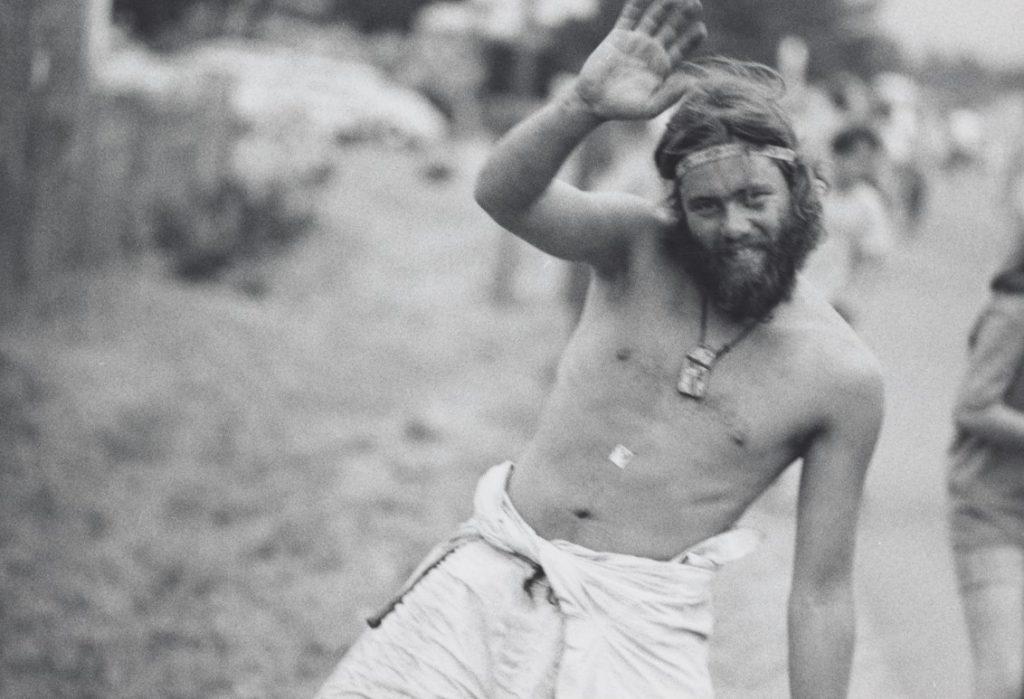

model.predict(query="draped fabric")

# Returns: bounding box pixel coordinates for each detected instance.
[317,462,761,698]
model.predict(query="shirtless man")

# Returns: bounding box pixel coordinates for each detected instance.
[318,1,883,696]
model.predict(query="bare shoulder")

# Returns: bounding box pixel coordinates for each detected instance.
[775,290,884,422]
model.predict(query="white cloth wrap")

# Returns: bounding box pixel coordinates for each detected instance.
[317,462,762,698]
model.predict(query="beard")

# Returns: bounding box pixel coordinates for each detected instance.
[667,209,818,322]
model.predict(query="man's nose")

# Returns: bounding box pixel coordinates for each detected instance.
[722,203,756,237]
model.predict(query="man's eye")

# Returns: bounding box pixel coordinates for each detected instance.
[690,201,719,214]
[744,191,770,207]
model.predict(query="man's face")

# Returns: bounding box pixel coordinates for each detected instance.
[672,153,805,320]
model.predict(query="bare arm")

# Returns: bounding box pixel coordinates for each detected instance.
[474,0,705,274]
[958,405,1024,449]
[954,300,1024,449]
[789,354,884,698]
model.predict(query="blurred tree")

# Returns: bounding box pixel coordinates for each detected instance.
[113,0,278,46]
[113,0,464,42]
[113,0,202,40]
[0,0,33,320]
[543,0,898,82]
[328,0,455,33]
[916,54,1001,107]
[701,0,896,79]
[0,0,108,321]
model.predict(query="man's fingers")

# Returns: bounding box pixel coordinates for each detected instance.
[649,72,697,114]
[652,1,703,52]
[667,21,706,66]
[636,0,675,35]
[615,0,658,31]
[653,1,691,44]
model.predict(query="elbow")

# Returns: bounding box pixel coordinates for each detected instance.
[473,170,509,226]
[953,402,994,435]
[788,583,855,637]
[952,410,976,434]
[790,581,852,608]
[474,172,528,233]
[479,176,512,228]
[789,574,854,617]
[473,170,494,215]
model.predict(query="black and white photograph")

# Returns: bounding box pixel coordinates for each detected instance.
[3,0,1024,696]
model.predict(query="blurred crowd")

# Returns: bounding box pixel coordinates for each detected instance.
[388,2,1024,328]
[94,0,1024,304]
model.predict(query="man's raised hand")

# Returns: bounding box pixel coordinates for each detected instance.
[574,0,705,121]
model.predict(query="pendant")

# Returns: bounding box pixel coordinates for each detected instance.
[678,346,717,399]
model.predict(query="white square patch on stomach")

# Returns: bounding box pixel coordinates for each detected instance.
[608,444,634,469]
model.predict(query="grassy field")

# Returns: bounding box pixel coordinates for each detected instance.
[0,141,576,697]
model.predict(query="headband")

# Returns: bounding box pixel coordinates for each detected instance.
[675,143,796,178]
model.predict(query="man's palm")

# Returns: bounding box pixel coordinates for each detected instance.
[578,31,679,119]
[576,0,704,120]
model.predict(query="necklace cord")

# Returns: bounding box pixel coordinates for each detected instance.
[696,292,762,361]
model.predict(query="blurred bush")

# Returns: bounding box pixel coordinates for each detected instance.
[113,0,452,47]
[93,35,446,286]
[328,0,447,33]
[152,181,315,287]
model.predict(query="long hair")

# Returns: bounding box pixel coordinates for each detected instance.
[653,57,823,254]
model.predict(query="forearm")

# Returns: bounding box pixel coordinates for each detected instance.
[474,90,603,227]
[957,404,1024,449]
[788,589,855,699]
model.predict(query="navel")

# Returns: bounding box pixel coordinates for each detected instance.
[615,348,632,361]
[572,508,592,520]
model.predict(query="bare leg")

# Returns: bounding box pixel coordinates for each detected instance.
[953,545,1024,698]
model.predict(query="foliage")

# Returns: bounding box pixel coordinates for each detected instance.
[113,0,900,78]
[112,0,236,46]
[912,53,1023,106]
[112,0,203,39]
[544,0,901,83]
[327,0,446,32]
[113,0,459,45]
[152,181,316,286]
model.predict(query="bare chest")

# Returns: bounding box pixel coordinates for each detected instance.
[578,291,810,429]
[515,328,814,555]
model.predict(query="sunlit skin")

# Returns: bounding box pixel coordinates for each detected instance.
[505,153,853,561]
[679,154,792,283]
[472,1,884,696]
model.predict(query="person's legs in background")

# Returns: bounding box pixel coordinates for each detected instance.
[953,544,1024,698]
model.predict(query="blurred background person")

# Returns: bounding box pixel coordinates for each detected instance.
[802,125,893,326]
[947,223,1024,698]
[872,72,929,236]
[1002,132,1024,234]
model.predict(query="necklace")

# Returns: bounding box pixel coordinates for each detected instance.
[677,294,762,400]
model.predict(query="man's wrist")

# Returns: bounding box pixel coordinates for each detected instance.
[554,88,606,129]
